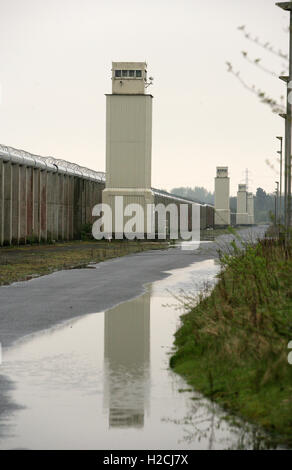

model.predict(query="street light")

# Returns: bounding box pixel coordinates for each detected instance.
[277,2,292,242]
[276,1,292,10]
[279,77,290,234]
[276,136,283,223]
[275,181,279,225]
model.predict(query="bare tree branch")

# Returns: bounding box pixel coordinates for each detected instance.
[237,25,288,61]
[241,51,287,77]
[226,61,285,114]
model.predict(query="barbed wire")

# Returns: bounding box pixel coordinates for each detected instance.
[0,144,106,183]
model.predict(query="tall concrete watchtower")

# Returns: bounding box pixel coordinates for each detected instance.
[214,167,230,226]
[103,62,154,237]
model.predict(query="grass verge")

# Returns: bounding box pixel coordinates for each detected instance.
[170,236,292,447]
[0,240,167,286]
[200,227,236,240]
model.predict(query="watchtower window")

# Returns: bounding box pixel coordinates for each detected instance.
[114,69,144,79]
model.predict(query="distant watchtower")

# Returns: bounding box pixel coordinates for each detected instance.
[103,62,154,237]
[247,192,254,225]
[214,167,230,226]
[236,184,248,225]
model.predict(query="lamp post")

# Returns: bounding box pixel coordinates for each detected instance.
[276,136,283,223]
[277,2,292,242]
[278,110,288,229]
[275,181,279,226]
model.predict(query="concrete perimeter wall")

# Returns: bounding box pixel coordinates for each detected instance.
[0,158,104,245]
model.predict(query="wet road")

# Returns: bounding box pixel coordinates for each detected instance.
[0,226,266,349]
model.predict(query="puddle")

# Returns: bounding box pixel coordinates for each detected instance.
[0,259,275,449]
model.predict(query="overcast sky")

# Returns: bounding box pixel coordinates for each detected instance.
[0,0,289,195]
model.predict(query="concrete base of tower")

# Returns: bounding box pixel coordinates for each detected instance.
[102,188,155,238]
[236,213,249,225]
[214,209,230,226]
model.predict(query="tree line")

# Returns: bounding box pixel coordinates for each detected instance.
[171,186,276,223]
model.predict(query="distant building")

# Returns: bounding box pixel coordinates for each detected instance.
[214,167,230,226]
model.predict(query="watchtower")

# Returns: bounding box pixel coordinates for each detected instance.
[214,166,230,226]
[236,184,249,225]
[103,62,154,237]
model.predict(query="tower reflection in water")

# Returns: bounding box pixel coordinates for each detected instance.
[103,290,150,429]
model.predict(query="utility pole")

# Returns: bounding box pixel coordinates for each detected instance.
[276,136,283,223]
[277,2,292,243]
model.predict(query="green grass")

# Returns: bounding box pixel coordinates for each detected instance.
[0,240,168,285]
[170,236,292,447]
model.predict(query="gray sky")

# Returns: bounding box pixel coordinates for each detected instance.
[0,0,288,195]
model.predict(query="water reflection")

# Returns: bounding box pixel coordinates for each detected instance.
[0,259,283,449]
[104,292,150,429]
